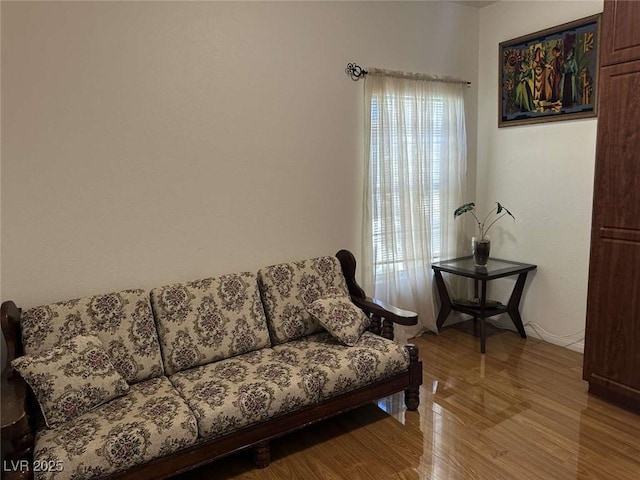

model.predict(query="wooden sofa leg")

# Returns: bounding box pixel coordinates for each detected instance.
[253,440,271,468]
[405,387,420,411]
[404,344,422,411]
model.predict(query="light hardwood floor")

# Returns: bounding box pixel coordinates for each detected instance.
[178,323,640,479]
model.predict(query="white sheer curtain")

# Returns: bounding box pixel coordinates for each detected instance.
[361,69,467,342]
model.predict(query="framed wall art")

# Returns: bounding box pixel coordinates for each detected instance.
[499,14,601,127]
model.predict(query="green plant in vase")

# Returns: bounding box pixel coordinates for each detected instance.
[454,202,515,266]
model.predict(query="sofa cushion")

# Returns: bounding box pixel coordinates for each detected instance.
[20,289,164,384]
[269,332,410,399]
[150,273,271,375]
[257,256,350,344]
[169,349,317,440]
[32,376,198,480]
[307,296,371,346]
[12,335,130,428]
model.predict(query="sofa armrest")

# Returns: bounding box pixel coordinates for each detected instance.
[336,250,418,340]
[1,301,24,378]
[350,297,418,326]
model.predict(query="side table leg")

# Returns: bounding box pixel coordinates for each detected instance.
[433,270,452,330]
[479,280,487,354]
[473,279,479,328]
[507,273,529,338]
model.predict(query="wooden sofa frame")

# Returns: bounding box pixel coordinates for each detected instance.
[1,250,423,480]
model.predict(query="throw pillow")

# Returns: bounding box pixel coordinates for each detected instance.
[307,296,370,346]
[11,334,129,428]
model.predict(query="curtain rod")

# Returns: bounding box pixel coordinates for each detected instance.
[345,62,471,87]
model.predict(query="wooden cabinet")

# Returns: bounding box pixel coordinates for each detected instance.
[583,0,640,412]
[600,0,640,66]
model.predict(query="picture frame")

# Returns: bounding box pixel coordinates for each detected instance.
[499,14,601,127]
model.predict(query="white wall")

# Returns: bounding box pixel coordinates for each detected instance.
[477,0,603,352]
[1,1,479,308]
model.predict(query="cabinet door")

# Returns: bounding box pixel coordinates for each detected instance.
[583,59,640,410]
[601,0,640,66]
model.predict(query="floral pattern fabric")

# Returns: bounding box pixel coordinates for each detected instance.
[18,255,412,478]
[33,376,198,480]
[150,273,271,375]
[257,256,350,345]
[307,296,370,346]
[169,332,410,441]
[12,335,130,428]
[169,349,315,440]
[20,289,164,384]
[270,332,410,399]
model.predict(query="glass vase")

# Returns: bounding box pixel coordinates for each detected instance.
[472,236,490,266]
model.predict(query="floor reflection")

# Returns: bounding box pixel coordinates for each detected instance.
[411,321,640,480]
[376,391,407,424]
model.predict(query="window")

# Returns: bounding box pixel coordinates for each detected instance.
[370,94,445,275]
[361,70,467,333]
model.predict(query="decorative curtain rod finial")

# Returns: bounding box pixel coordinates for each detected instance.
[346,62,367,81]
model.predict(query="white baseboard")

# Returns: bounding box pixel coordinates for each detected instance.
[524,325,584,354]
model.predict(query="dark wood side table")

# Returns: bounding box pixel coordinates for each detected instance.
[432,256,537,353]
[1,373,33,480]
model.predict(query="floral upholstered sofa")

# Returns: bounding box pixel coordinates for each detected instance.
[1,250,422,480]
